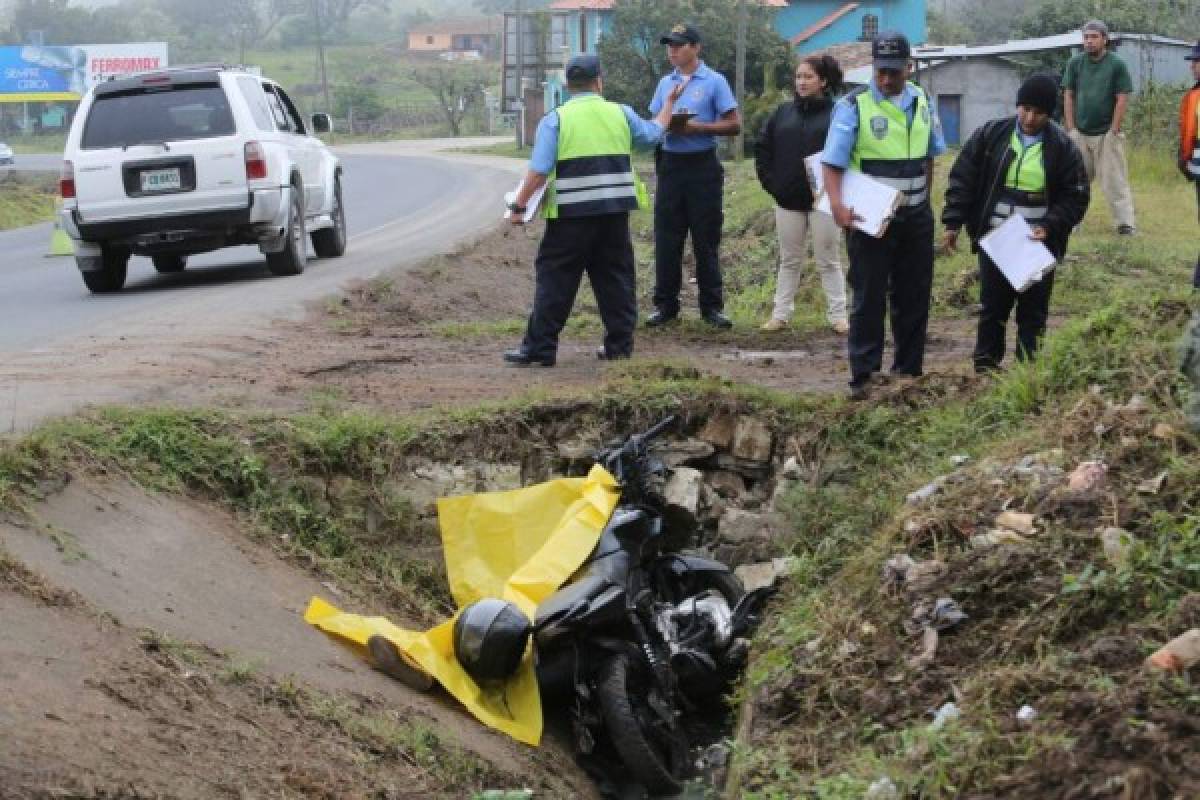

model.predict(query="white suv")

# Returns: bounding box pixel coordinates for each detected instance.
[60,66,345,293]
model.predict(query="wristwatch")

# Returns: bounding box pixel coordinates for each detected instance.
[506,200,527,214]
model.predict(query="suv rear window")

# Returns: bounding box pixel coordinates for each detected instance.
[82,84,236,149]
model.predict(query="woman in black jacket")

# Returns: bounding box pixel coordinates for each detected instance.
[942,73,1090,371]
[755,55,848,333]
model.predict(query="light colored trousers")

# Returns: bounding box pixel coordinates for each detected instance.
[770,206,848,323]
[1069,129,1136,229]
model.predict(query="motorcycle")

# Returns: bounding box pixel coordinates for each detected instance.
[454,416,771,794]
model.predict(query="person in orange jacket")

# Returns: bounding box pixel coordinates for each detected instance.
[1180,42,1200,286]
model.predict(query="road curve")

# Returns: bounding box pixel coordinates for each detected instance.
[0,142,522,352]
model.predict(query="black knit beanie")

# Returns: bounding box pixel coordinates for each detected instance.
[1016,73,1058,115]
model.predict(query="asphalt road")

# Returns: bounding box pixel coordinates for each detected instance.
[6,153,62,172]
[0,145,521,353]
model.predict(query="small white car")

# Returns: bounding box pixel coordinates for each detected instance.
[0,141,13,165]
[59,66,345,293]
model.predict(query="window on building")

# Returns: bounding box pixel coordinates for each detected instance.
[861,14,879,41]
[426,35,434,45]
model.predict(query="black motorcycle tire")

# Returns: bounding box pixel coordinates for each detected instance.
[596,653,689,795]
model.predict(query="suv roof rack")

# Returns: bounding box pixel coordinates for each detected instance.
[104,63,255,82]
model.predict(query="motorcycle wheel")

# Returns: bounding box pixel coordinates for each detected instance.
[596,653,689,795]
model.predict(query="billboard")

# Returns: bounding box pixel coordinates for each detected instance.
[0,42,169,103]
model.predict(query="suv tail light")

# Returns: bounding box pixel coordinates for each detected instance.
[60,160,76,199]
[244,141,267,180]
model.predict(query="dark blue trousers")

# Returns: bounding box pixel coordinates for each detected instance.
[652,149,725,315]
[521,213,637,360]
[845,206,935,386]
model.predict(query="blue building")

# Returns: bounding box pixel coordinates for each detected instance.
[774,1,927,53]
[505,0,928,129]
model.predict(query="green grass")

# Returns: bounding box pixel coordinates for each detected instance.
[6,134,66,155]
[0,174,58,230]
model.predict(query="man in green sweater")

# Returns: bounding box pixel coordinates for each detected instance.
[1062,19,1136,234]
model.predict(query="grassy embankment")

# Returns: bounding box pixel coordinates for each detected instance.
[0,173,59,230]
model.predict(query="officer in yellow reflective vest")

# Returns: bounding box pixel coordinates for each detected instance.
[941,74,1089,372]
[503,55,683,366]
[822,32,946,399]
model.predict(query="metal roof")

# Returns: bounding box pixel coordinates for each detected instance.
[913,30,1190,62]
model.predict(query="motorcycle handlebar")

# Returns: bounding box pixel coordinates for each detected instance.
[636,415,676,446]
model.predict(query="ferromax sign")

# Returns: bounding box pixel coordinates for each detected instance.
[0,43,169,102]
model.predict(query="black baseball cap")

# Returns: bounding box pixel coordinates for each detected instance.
[565,54,602,81]
[661,23,701,46]
[872,31,912,70]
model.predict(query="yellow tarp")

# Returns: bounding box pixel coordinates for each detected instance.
[304,463,619,745]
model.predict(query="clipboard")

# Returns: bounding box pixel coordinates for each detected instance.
[668,110,696,133]
[503,178,546,224]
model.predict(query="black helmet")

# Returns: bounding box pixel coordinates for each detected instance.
[453,598,532,684]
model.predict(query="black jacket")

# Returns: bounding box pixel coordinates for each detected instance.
[942,117,1089,260]
[754,94,833,212]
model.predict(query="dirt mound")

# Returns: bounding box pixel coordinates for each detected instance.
[0,477,596,799]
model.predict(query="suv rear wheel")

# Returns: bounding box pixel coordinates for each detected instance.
[311,176,346,258]
[79,246,130,293]
[151,254,187,273]
[266,185,307,276]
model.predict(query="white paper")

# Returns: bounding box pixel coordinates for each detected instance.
[978,214,1057,292]
[814,167,901,238]
[804,152,824,194]
[503,178,547,224]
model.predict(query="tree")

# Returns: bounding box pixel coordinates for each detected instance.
[473,0,551,12]
[1015,0,1196,39]
[158,0,307,61]
[596,0,791,112]
[411,62,490,136]
[4,0,133,45]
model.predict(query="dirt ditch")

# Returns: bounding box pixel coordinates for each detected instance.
[1,395,831,799]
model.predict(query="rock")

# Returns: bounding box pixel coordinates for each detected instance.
[734,557,796,591]
[664,468,704,527]
[698,413,737,450]
[656,437,716,468]
[705,470,747,499]
[717,509,772,543]
[949,454,971,467]
[1067,460,1108,492]
[731,416,774,463]
[995,511,1037,536]
[714,509,780,564]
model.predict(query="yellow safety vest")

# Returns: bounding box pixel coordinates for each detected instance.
[544,95,649,219]
[850,83,933,207]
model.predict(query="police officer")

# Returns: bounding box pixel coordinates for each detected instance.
[645,23,742,330]
[821,31,946,399]
[503,55,682,366]
[942,73,1090,371]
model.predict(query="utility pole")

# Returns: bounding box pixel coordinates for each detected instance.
[514,0,525,147]
[734,0,747,161]
[313,0,332,114]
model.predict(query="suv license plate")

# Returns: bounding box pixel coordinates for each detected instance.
[140,167,182,192]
